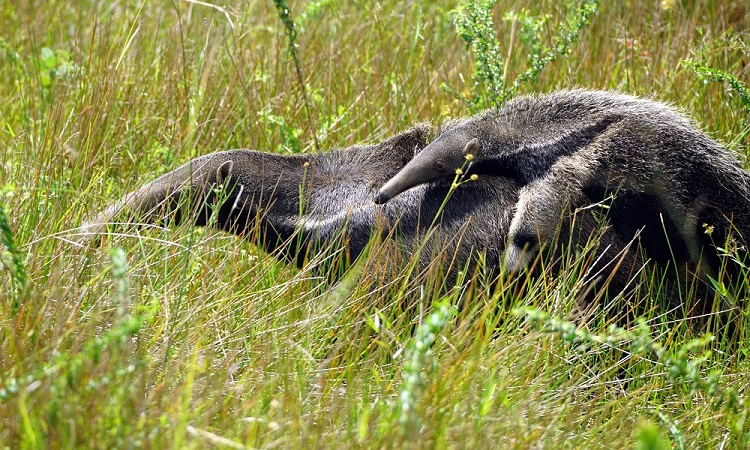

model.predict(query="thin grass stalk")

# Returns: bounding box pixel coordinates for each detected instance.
[273,0,321,152]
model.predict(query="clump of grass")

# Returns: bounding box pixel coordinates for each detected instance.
[517,306,749,447]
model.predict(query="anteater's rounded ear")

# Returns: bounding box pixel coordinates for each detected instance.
[463,138,480,157]
[216,160,234,183]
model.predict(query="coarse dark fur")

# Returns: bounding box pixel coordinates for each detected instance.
[80,125,519,279]
[80,120,643,306]
[80,90,749,324]
[375,90,750,301]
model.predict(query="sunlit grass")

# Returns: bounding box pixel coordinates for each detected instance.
[1,0,749,447]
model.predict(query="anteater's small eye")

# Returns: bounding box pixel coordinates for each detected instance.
[435,159,446,171]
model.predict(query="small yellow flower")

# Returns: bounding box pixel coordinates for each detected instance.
[465,153,474,161]
[303,161,310,168]
[702,223,714,236]
[470,174,478,181]
[455,168,463,175]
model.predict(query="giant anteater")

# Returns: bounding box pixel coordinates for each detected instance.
[376,90,750,301]
[82,90,749,319]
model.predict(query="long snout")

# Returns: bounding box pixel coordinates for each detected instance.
[374,170,414,204]
[373,190,391,205]
[374,153,440,204]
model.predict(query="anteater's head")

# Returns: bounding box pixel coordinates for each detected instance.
[374,132,481,204]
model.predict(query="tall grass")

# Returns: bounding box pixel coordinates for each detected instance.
[0,0,749,447]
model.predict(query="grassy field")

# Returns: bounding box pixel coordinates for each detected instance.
[1,0,749,447]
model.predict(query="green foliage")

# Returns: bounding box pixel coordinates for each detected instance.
[504,9,550,55]
[257,106,303,153]
[518,306,748,446]
[272,0,300,54]
[454,0,507,109]
[635,420,670,450]
[398,300,457,436]
[518,307,743,410]
[511,0,599,92]
[0,203,26,315]
[35,47,71,89]
[272,0,320,151]
[451,0,600,111]
[0,36,24,74]
[684,59,750,120]
[110,247,130,317]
